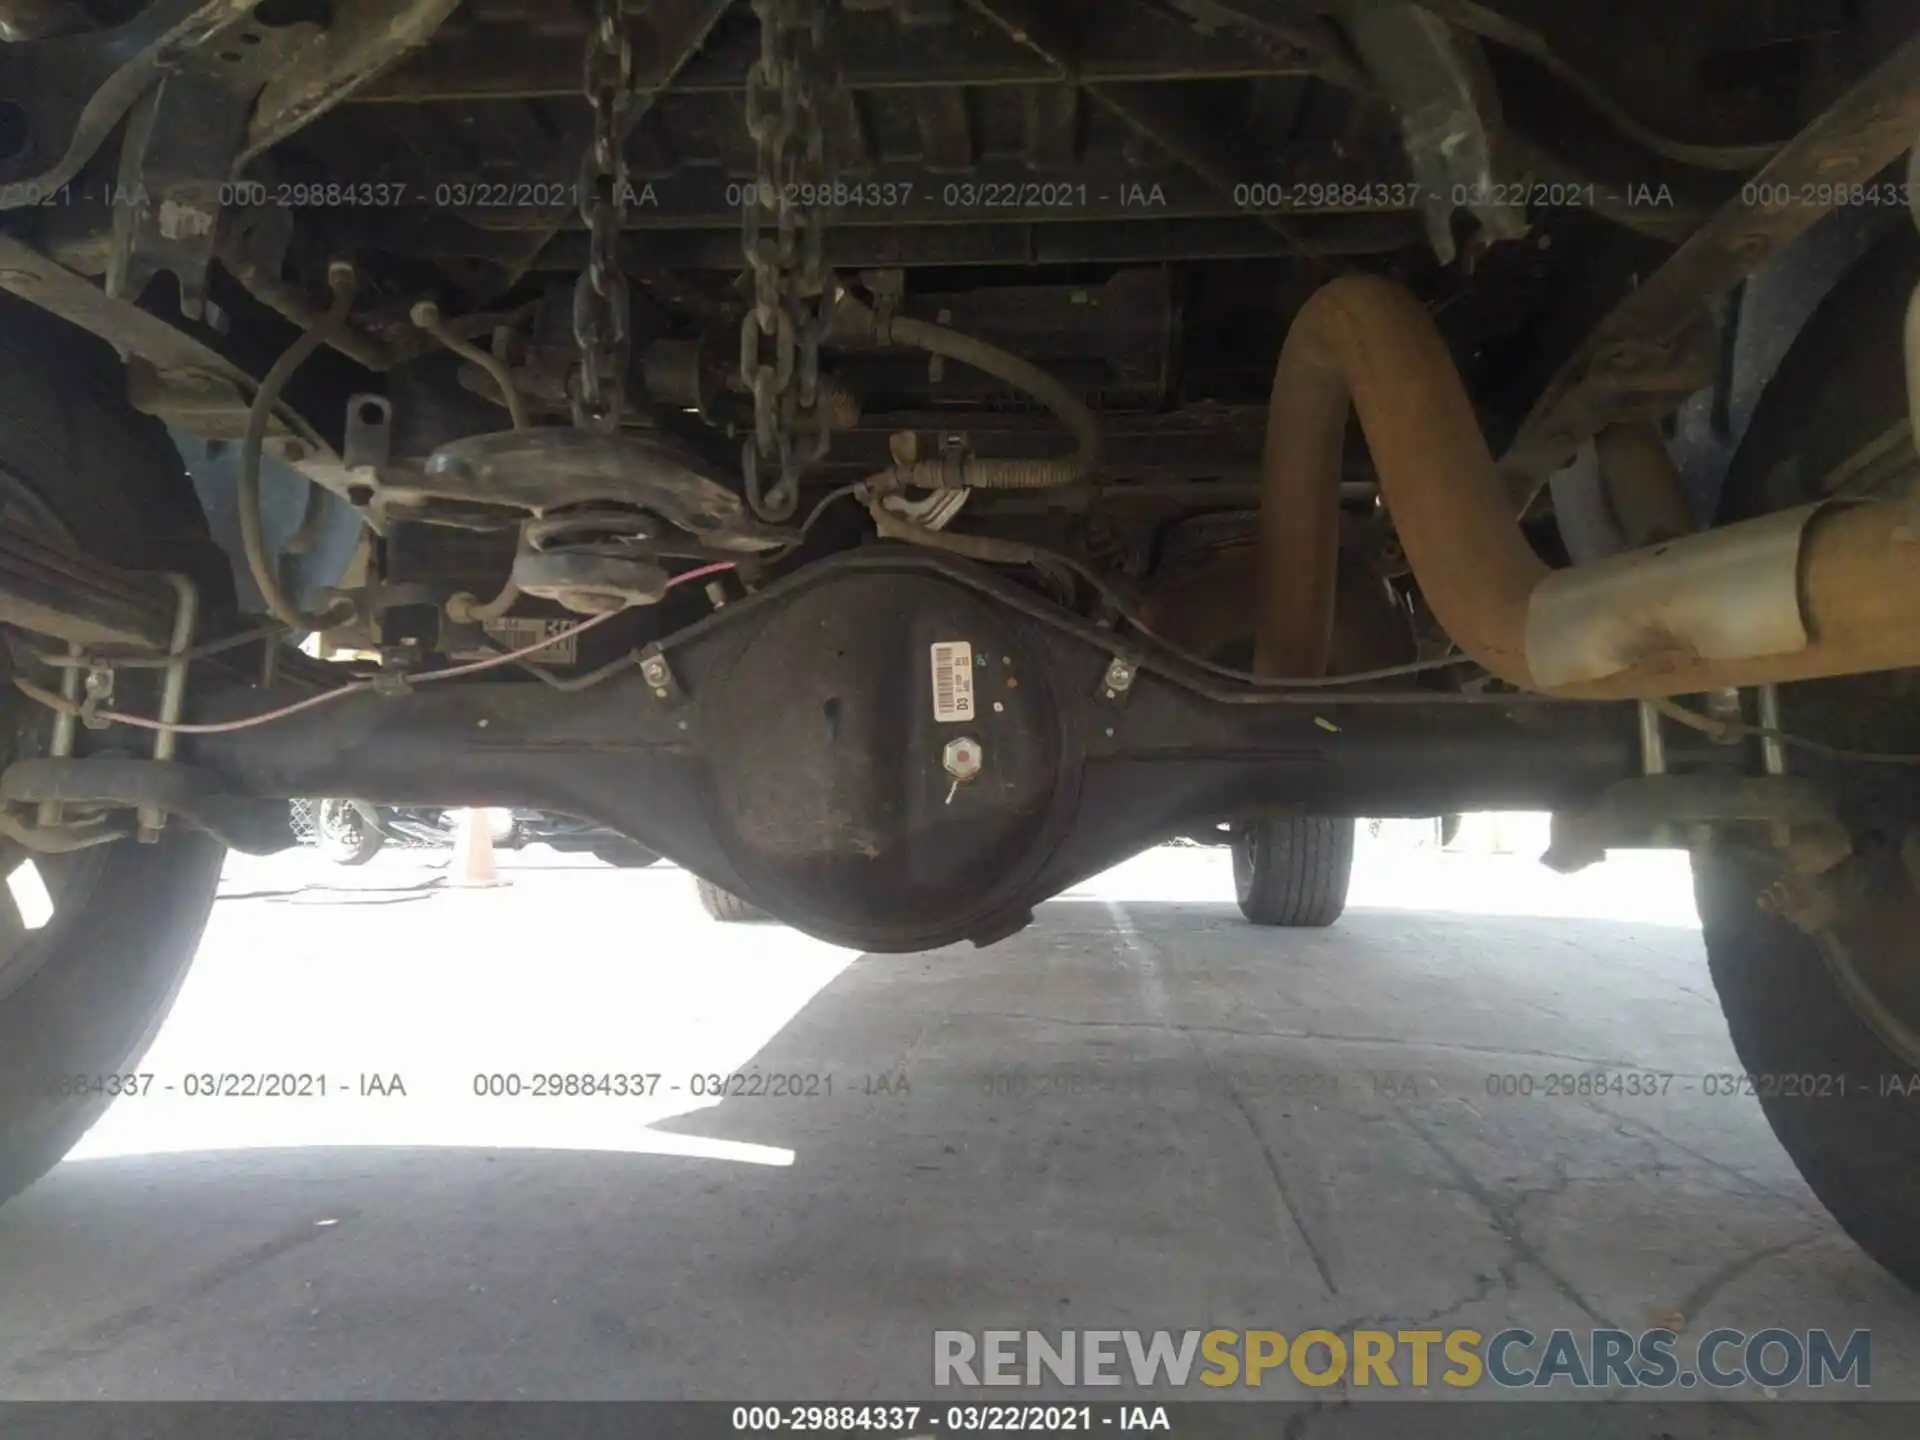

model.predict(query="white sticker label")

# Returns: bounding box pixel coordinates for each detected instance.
[484,618,579,668]
[930,641,976,723]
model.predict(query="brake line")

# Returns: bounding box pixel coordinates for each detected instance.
[1651,697,1920,767]
[239,262,363,634]
[15,562,738,737]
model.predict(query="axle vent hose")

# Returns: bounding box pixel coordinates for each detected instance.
[835,293,1102,488]
[239,262,361,633]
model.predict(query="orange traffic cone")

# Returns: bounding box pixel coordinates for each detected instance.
[450,808,506,887]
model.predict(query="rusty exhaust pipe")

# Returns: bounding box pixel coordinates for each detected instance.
[1258,274,1920,699]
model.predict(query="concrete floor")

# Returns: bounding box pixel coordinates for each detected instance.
[0,838,1914,1426]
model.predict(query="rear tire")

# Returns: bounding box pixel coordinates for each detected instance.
[1695,846,1920,1290]
[1233,816,1355,927]
[0,293,227,1207]
[1687,226,1920,1289]
[0,838,225,1204]
[697,877,770,924]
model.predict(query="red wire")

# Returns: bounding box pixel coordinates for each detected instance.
[94,560,738,737]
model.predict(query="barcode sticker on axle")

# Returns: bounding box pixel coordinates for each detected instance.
[930,641,976,723]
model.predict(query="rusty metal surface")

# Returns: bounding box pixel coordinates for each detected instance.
[1257,274,1543,684]
[1594,421,1696,547]
[1501,26,1920,509]
[1257,273,1920,700]
[1138,540,1413,674]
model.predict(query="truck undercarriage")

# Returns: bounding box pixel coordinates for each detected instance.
[5,0,1920,1285]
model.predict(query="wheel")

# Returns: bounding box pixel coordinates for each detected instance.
[591,840,661,869]
[0,293,228,1207]
[1695,846,1920,1289]
[316,799,384,866]
[696,877,771,923]
[1687,225,1920,1289]
[1233,816,1355,927]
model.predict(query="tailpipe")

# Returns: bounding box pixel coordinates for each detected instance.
[1258,274,1920,700]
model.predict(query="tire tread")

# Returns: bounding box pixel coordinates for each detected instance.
[1235,816,1355,928]
[696,878,769,923]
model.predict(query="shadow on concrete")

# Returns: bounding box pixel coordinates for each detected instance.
[5,891,1917,1406]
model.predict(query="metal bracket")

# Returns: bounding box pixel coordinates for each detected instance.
[239,0,463,166]
[878,485,970,532]
[639,649,683,703]
[412,429,793,550]
[1339,0,1526,265]
[77,662,115,730]
[1543,774,1851,878]
[342,393,395,474]
[105,16,316,320]
[0,0,261,205]
[1098,656,1137,703]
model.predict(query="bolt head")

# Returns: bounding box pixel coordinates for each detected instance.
[942,736,984,782]
[1104,659,1135,691]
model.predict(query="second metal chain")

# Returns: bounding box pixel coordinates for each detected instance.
[739,0,835,522]
[573,0,638,433]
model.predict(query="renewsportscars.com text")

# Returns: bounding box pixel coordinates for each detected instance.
[933,1327,1870,1391]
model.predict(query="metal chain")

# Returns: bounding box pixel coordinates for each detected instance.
[739,0,835,522]
[572,0,637,433]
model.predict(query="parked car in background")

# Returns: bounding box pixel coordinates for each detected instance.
[292,801,661,870]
